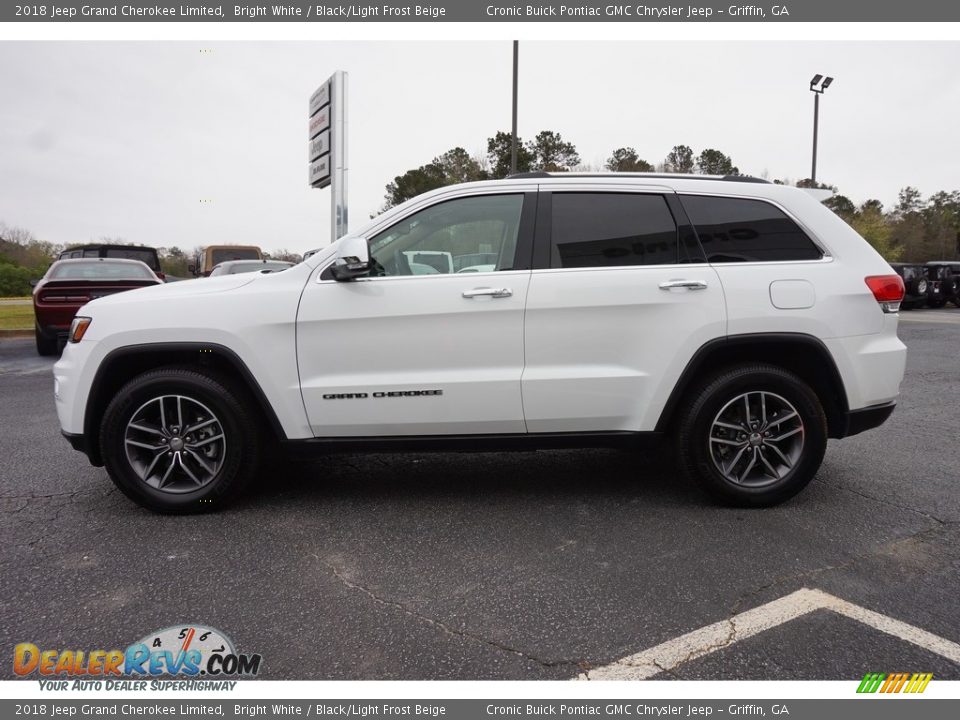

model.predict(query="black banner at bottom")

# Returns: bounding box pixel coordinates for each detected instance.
[2,699,957,720]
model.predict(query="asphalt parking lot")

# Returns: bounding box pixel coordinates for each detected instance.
[1,311,959,681]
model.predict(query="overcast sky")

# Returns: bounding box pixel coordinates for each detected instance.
[0,41,957,255]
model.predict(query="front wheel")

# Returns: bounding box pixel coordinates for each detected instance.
[100,367,262,513]
[676,364,827,507]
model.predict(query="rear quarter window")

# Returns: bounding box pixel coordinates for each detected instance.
[681,195,823,263]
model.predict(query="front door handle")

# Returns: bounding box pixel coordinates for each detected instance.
[462,287,512,299]
[658,279,708,291]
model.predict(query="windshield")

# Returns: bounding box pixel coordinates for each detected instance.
[211,248,261,264]
[49,261,156,280]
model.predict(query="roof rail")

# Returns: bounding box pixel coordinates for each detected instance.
[504,171,770,184]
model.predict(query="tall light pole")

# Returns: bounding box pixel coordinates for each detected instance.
[511,40,519,175]
[809,74,833,183]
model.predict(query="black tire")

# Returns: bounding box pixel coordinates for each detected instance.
[99,367,262,513]
[676,364,827,507]
[35,325,58,356]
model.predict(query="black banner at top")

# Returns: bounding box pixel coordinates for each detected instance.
[4,0,960,23]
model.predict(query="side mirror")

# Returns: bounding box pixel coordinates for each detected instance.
[329,236,371,281]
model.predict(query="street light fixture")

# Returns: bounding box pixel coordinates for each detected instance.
[809,74,834,183]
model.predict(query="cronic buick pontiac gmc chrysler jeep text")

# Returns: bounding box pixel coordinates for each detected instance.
[53,174,907,512]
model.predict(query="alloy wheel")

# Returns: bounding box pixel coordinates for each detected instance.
[708,391,805,487]
[124,395,227,493]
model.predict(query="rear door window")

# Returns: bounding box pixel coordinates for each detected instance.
[681,195,823,263]
[549,193,679,268]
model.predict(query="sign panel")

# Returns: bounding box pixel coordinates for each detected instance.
[309,155,331,188]
[308,106,329,139]
[309,82,330,117]
[308,131,330,162]
[308,70,347,241]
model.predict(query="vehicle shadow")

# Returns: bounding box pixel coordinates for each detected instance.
[240,446,706,509]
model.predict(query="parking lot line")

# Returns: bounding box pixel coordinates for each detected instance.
[899,312,960,325]
[580,588,960,680]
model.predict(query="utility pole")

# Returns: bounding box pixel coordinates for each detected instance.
[511,41,518,175]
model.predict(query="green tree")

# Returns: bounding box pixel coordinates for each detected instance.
[895,186,924,216]
[921,190,960,260]
[695,148,738,176]
[850,200,902,261]
[158,246,192,277]
[796,178,838,191]
[823,194,856,220]
[434,147,488,184]
[486,131,534,179]
[526,130,580,172]
[605,147,654,172]
[383,163,448,209]
[664,144,695,173]
[383,147,488,209]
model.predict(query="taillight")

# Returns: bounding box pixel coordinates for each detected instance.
[865,275,905,313]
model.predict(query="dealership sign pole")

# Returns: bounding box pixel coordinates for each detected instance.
[308,71,348,242]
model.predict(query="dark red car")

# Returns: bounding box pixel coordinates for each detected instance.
[32,258,162,356]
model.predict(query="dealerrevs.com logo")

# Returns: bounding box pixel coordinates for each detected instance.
[14,625,262,689]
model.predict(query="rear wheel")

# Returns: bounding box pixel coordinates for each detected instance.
[676,364,827,507]
[100,367,262,513]
[35,325,58,356]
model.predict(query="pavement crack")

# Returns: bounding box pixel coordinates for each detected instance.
[310,553,583,671]
[727,520,960,622]
[0,490,86,501]
[819,478,951,525]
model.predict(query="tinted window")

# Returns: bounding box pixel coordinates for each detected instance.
[212,248,261,264]
[61,247,160,271]
[369,194,523,277]
[682,195,822,263]
[49,261,156,280]
[102,247,160,271]
[550,193,678,268]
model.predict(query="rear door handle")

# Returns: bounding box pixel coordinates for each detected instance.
[462,287,512,299]
[658,279,708,291]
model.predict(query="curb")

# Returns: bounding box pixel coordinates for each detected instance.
[0,330,33,339]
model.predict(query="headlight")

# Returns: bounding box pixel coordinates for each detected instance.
[69,316,92,343]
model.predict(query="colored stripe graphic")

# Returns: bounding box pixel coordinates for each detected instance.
[857,672,932,693]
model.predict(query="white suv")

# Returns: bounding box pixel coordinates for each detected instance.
[53,173,907,513]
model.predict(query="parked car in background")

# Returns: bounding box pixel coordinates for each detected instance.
[924,262,960,308]
[890,264,928,309]
[926,262,957,307]
[32,258,162,356]
[58,244,164,281]
[208,259,295,277]
[191,245,263,276]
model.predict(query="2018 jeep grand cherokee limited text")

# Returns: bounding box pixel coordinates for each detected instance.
[53,174,907,513]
